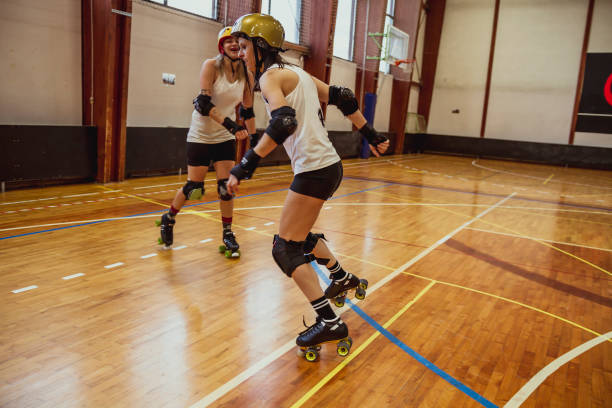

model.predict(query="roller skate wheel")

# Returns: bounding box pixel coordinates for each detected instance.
[158,237,163,245]
[305,348,319,362]
[155,220,161,227]
[359,279,369,290]
[337,340,350,357]
[219,245,226,253]
[355,287,366,300]
[224,250,232,258]
[346,336,353,348]
[334,297,345,308]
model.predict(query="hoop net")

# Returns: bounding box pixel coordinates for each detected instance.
[394,58,415,74]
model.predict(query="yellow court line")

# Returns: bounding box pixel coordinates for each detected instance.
[290,281,436,408]
[96,185,272,234]
[367,189,612,277]
[543,174,554,185]
[335,253,611,344]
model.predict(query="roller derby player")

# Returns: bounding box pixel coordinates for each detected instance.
[226,14,389,361]
[157,27,256,259]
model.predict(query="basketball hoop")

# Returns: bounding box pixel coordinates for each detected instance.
[394,58,415,74]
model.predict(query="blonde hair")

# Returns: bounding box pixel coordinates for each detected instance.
[214,53,247,84]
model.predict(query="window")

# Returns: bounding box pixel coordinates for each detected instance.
[146,0,217,20]
[261,0,301,45]
[333,0,356,61]
[379,0,395,73]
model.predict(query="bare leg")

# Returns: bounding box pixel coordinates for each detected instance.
[213,160,234,218]
[277,190,325,302]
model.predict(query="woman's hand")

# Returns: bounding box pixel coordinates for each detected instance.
[226,174,240,195]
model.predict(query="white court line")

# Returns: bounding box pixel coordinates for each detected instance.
[5,201,606,234]
[104,262,124,269]
[173,245,187,251]
[63,193,100,198]
[189,192,516,408]
[465,227,612,253]
[62,273,85,280]
[472,160,612,190]
[12,285,38,293]
[244,227,256,230]
[199,238,213,243]
[103,190,122,193]
[1,197,58,205]
[504,331,612,408]
[141,253,157,259]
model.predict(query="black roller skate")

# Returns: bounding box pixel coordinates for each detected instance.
[324,273,368,307]
[219,230,240,258]
[155,213,175,248]
[296,317,352,362]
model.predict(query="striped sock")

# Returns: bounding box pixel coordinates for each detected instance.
[328,261,347,281]
[310,296,337,321]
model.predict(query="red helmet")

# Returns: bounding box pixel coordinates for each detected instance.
[218,26,233,54]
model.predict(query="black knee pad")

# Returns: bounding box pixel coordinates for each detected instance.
[304,232,330,265]
[182,180,204,200]
[217,178,233,201]
[272,235,315,278]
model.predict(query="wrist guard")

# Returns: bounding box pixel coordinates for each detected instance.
[239,105,255,120]
[230,149,261,180]
[193,94,215,116]
[359,123,388,147]
[222,117,245,135]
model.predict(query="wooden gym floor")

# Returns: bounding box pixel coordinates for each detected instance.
[1,154,610,407]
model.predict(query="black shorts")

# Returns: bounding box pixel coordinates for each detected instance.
[186,140,236,167]
[290,161,343,200]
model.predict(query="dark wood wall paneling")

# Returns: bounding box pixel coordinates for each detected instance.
[480,0,500,138]
[388,0,422,154]
[417,0,445,124]
[353,0,387,110]
[81,0,132,183]
[569,0,595,145]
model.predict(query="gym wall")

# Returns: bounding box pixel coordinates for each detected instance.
[0,0,82,125]
[573,0,612,148]
[427,0,611,150]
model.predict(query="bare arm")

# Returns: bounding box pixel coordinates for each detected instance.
[310,74,387,156]
[197,60,225,125]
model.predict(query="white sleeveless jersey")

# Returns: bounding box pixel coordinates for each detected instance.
[187,69,245,144]
[264,64,340,175]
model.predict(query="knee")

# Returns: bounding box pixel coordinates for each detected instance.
[182,180,204,200]
[217,178,233,201]
[272,235,314,278]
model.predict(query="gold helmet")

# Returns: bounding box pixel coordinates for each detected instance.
[217,26,233,53]
[231,13,285,49]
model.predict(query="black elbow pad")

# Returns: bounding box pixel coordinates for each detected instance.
[328,85,359,116]
[193,94,215,116]
[265,106,298,144]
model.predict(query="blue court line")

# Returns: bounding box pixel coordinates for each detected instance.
[0,182,394,241]
[312,263,498,408]
[0,188,289,241]
[344,175,612,212]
